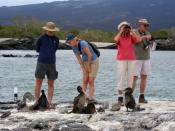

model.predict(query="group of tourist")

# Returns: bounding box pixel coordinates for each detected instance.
[34,18,152,107]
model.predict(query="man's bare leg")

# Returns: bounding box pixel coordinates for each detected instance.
[132,76,138,91]
[35,79,43,100]
[89,77,95,99]
[140,75,147,94]
[82,75,89,93]
[139,74,148,103]
[48,80,54,105]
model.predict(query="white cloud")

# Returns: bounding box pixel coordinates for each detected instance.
[0,0,69,7]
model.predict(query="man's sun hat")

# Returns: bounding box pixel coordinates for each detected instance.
[42,22,60,32]
[118,21,131,30]
[66,33,76,43]
[138,19,150,25]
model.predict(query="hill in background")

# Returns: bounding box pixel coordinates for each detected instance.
[0,0,175,31]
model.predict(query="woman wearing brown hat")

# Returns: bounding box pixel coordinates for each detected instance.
[34,22,59,106]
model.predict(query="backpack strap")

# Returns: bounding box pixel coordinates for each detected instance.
[77,40,89,54]
[78,41,82,54]
[78,40,100,57]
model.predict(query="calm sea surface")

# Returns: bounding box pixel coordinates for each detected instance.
[0,50,175,102]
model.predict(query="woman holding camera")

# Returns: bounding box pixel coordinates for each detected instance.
[114,21,141,105]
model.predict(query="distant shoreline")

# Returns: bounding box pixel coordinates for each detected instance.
[0,37,175,50]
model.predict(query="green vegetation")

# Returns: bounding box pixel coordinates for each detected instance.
[152,28,175,39]
[0,16,175,42]
[0,17,45,38]
[71,29,116,42]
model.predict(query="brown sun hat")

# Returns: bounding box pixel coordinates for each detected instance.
[42,22,60,32]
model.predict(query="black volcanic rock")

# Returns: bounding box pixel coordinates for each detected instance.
[1,37,175,50]
[2,54,22,57]
[0,129,10,131]
[13,128,32,131]
[0,38,35,50]
[0,38,71,50]
[24,54,38,58]
[58,43,72,50]
[156,38,175,50]
[0,111,11,118]
[26,120,50,130]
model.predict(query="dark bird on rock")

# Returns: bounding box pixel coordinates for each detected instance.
[30,90,49,110]
[71,86,86,113]
[124,87,136,112]
[71,86,96,114]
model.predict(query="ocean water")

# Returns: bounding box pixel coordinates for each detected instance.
[0,50,175,102]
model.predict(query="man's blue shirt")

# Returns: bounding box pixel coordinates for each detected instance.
[36,34,59,64]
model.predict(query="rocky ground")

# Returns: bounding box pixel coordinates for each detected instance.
[155,38,175,50]
[0,101,175,131]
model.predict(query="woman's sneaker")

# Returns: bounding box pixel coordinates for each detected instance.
[87,97,98,104]
[139,94,148,103]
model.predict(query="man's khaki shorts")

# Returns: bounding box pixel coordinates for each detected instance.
[133,60,151,76]
[83,58,99,78]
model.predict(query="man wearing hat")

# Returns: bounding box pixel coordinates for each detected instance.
[34,22,59,106]
[132,19,152,103]
[66,34,99,102]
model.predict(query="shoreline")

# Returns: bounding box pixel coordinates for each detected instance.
[0,38,175,50]
[0,100,175,130]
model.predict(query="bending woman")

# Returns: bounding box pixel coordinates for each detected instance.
[66,34,99,102]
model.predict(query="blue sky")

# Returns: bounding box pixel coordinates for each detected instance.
[0,0,68,6]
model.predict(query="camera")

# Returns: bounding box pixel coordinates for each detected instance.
[143,41,151,50]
